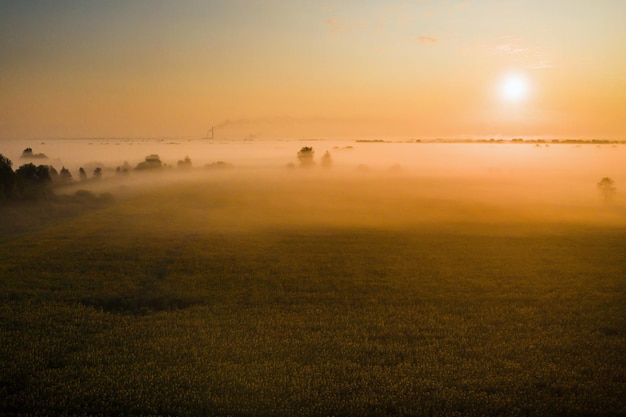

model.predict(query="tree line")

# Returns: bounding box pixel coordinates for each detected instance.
[0,147,112,201]
[0,150,191,202]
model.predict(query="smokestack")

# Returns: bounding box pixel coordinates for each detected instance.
[204,127,214,140]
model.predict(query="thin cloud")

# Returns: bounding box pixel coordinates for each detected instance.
[461,38,554,69]
[494,43,526,55]
[326,18,342,34]
[418,36,440,44]
[529,60,554,69]
[407,36,441,45]
[325,17,362,35]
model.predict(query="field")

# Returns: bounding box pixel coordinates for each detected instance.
[1,149,625,416]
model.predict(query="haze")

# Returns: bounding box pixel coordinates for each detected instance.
[3,138,624,232]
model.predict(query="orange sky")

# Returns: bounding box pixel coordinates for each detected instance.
[1,1,625,140]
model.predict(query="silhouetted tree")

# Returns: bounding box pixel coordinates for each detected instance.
[59,167,73,183]
[79,167,88,181]
[15,163,51,183]
[297,146,315,167]
[20,147,47,159]
[135,154,163,170]
[48,166,59,183]
[177,156,192,168]
[15,163,52,199]
[0,153,16,200]
[598,177,616,203]
[93,167,102,180]
[116,161,131,175]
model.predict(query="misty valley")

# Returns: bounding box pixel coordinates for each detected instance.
[1,139,625,416]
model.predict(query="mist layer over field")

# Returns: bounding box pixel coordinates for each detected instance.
[7,140,626,234]
[3,139,624,232]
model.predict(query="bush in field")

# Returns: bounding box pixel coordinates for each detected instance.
[297,146,315,167]
[73,189,115,204]
[0,153,16,200]
[597,177,616,203]
[79,167,88,181]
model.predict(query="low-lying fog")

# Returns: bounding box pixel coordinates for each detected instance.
[3,138,625,230]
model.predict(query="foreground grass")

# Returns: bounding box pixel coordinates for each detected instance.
[1,180,625,416]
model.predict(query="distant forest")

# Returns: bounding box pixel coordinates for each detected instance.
[357,138,626,144]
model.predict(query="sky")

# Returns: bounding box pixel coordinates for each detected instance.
[1,0,625,140]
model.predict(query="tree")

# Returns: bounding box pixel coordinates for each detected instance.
[21,147,47,159]
[48,166,58,183]
[93,167,103,180]
[597,177,616,203]
[59,167,73,183]
[79,167,88,181]
[15,163,52,199]
[321,150,333,168]
[0,153,15,200]
[177,156,192,168]
[136,154,163,170]
[116,162,131,175]
[297,146,315,167]
[15,163,51,183]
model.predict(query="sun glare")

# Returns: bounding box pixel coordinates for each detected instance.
[501,74,529,102]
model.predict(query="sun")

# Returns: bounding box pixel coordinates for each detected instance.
[500,74,529,102]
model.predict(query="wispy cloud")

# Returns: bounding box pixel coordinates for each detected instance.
[418,36,440,44]
[406,35,441,45]
[494,43,526,55]
[324,17,366,35]
[529,60,554,69]
[325,18,343,34]
[326,18,349,33]
[323,3,415,38]
[461,37,554,69]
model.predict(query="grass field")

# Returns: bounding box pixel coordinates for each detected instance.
[1,172,625,416]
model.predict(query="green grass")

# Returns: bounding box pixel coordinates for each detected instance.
[1,179,625,416]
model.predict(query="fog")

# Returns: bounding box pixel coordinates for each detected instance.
[3,138,625,232]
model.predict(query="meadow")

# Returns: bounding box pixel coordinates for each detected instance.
[1,141,625,416]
